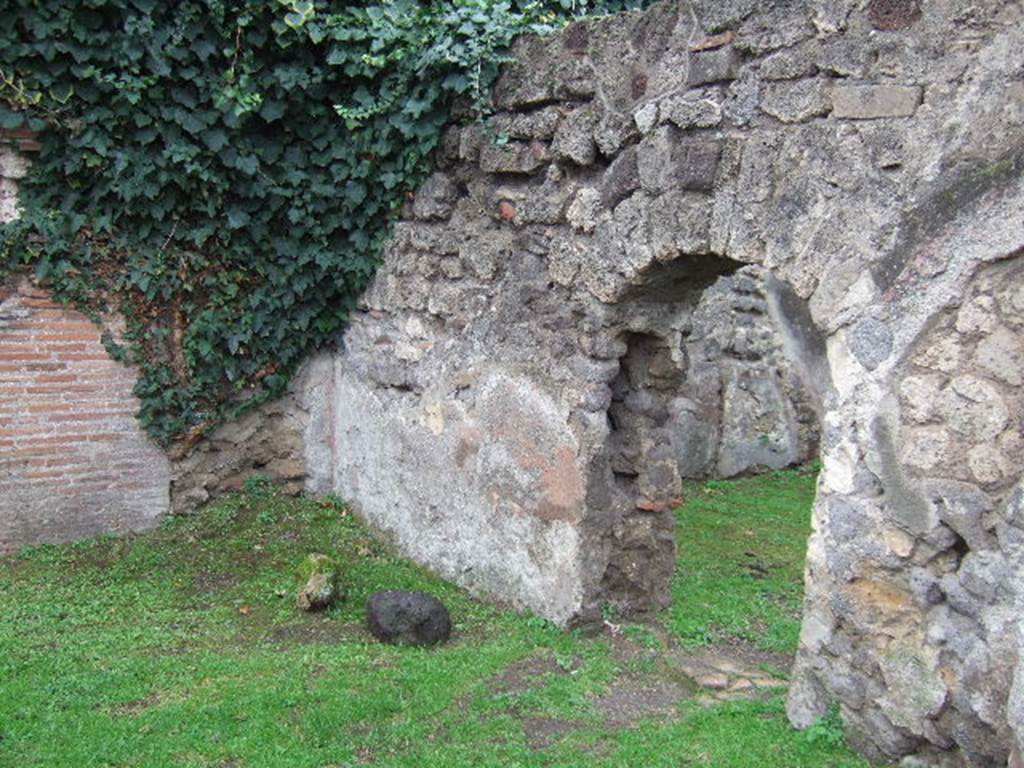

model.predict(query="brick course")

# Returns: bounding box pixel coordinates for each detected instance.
[0,279,170,553]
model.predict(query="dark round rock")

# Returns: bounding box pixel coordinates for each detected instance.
[366,590,452,647]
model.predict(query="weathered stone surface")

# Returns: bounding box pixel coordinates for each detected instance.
[868,0,922,32]
[878,646,948,733]
[297,553,342,612]
[660,91,722,130]
[848,317,893,371]
[170,354,331,512]
[760,79,830,123]
[975,325,1024,386]
[366,590,452,646]
[552,108,598,166]
[1,145,29,223]
[830,85,922,119]
[479,139,551,174]
[688,45,741,86]
[412,172,458,221]
[285,8,1024,763]
[760,42,820,80]
[637,128,722,193]
[939,376,1009,441]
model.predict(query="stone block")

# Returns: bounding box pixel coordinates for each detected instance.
[688,45,741,86]
[974,326,1023,386]
[0,147,31,180]
[940,375,1009,441]
[633,102,659,134]
[760,79,831,123]
[366,591,451,646]
[637,127,722,194]
[848,317,893,371]
[479,140,551,174]
[660,91,722,130]
[760,42,820,80]
[551,108,598,166]
[600,147,640,209]
[497,106,563,140]
[830,85,922,119]
[412,172,458,221]
[0,177,19,223]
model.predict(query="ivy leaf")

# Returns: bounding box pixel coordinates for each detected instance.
[226,208,250,229]
[259,100,287,123]
[0,107,25,130]
[191,39,216,61]
[345,180,367,205]
[202,128,228,152]
[0,0,620,445]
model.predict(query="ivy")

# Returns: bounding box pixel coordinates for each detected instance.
[0,0,641,445]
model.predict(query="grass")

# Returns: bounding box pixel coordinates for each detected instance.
[0,467,872,768]
[668,465,820,653]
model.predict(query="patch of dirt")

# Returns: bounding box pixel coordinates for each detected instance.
[193,571,239,595]
[266,617,361,649]
[489,650,566,695]
[522,716,582,750]
[608,631,661,666]
[595,679,689,726]
[701,637,793,678]
[601,625,791,710]
[109,692,161,717]
[353,745,375,765]
[665,641,790,703]
[0,555,30,575]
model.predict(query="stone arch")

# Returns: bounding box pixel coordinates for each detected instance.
[299,2,1024,764]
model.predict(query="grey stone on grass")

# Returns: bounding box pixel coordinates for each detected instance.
[367,591,452,646]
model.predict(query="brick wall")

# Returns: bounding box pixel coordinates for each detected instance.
[3,134,166,550]
[0,135,312,550]
[1,168,172,552]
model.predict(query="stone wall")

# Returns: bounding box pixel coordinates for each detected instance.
[0,139,30,223]
[679,266,821,478]
[303,0,1024,765]
[169,354,331,513]
[0,134,322,547]
[1,2,1023,764]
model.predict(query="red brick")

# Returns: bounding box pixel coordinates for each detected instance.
[0,281,171,553]
[32,332,102,342]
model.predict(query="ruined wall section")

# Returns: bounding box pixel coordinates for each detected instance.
[311,1,834,625]
[168,354,332,513]
[311,1,1024,765]
[680,267,821,478]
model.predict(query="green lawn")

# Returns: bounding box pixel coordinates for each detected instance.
[0,468,872,768]
[669,466,821,653]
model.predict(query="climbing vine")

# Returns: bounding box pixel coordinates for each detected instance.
[0,0,640,445]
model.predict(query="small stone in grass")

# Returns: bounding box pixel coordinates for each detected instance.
[296,553,342,612]
[366,590,452,646]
